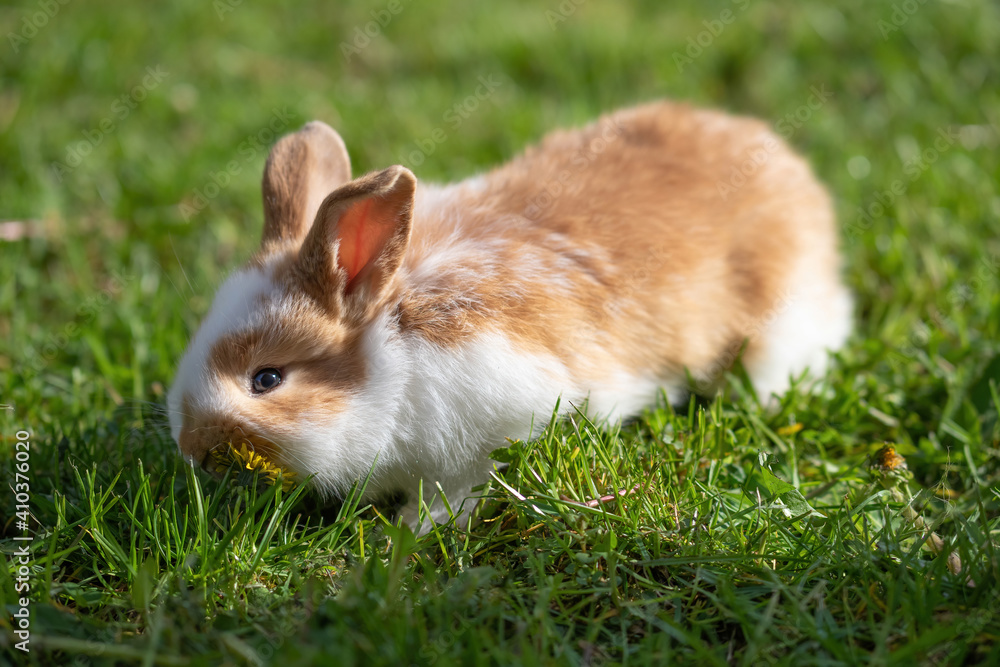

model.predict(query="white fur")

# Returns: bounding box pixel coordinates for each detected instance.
[586,369,680,421]
[745,258,853,402]
[292,312,585,526]
[167,267,277,448]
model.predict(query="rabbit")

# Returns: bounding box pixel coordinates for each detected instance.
[168,101,852,530]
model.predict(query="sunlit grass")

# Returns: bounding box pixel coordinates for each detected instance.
[2,0,999,664]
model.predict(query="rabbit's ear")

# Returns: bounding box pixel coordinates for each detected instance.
[295,165,416,317]
[261,121,352,248]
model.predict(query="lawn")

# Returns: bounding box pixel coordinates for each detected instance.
[2,0,999,664]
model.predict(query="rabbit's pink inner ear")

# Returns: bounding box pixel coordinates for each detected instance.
[335,199,384,285]
[332,172,414,294]
[294,165,415,310]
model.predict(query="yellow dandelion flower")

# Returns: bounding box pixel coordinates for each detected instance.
[210,442,298,492]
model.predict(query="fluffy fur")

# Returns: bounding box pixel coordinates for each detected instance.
[168,101,852,529]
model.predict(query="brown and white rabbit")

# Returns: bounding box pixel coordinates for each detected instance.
[168,101,852,529]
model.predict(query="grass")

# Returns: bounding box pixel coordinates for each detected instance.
[2,0,999,664]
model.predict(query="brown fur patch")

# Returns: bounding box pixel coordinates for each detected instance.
[207,299,366,404]
[177,291,367,468]
[261,121,352,251]
[379,101,840,388]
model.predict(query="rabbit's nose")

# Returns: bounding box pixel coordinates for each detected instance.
[177,428,212,470]
[176,419,242,474]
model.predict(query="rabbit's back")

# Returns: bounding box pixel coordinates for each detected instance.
[397,101,848,402]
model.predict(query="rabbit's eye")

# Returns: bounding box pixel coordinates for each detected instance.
[252,368,283,394]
